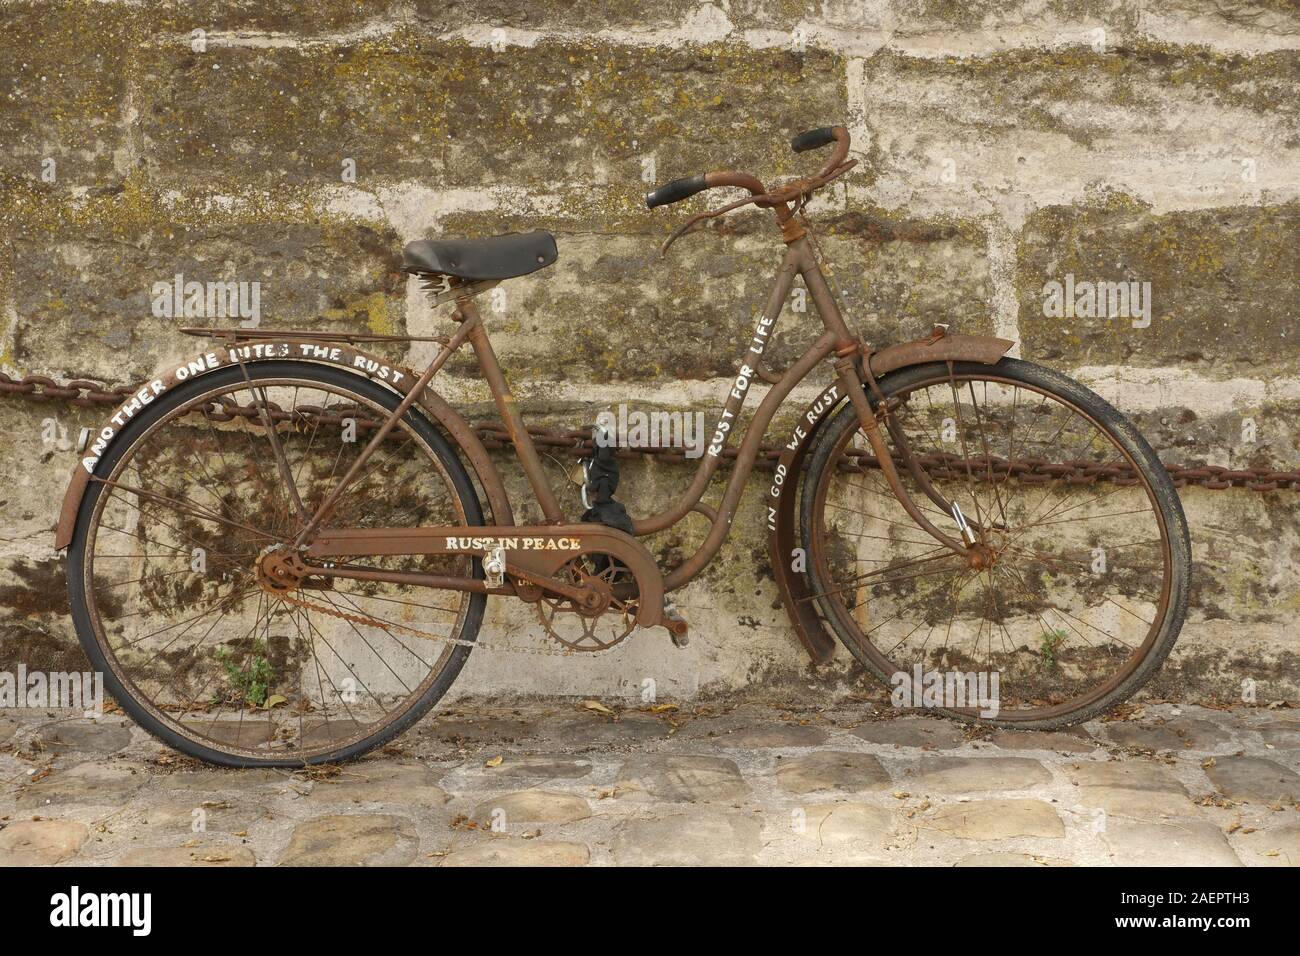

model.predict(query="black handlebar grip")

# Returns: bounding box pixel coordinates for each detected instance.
[791,127,836,153]
[645,174,709,209]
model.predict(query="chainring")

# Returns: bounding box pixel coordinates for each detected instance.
[535,551,639,652]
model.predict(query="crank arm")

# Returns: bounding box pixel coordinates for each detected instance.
[504,562,601,608]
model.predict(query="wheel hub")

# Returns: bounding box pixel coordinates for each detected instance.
[256,545,309,595]
[966,543,999,570]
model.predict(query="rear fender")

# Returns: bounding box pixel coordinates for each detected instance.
[54,340,514,549]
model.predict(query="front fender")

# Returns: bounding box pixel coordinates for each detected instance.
[54,339,514,549]
[867,332,1014,378]
[765,380,843,665]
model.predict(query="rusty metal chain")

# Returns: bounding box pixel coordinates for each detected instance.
[0,372,136,406]
[5,370,1296,492]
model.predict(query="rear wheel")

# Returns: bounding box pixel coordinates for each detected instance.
[801,358,1190,728]
[68,362,486,766]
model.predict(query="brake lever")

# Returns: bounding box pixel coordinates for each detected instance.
[659,192,770,257]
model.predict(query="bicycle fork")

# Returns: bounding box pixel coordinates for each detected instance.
[833,353,985,565]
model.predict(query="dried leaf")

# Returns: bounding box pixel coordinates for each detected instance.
[484,755,503,768]
[582,700,615,715]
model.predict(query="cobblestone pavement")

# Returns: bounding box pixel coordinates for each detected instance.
[1,699,1297,866]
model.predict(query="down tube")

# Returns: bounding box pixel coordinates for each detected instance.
[663,329,838,592]
[631,245,803,536]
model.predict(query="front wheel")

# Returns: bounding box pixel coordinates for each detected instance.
[801,358,1190,729]
[67,361,486,766]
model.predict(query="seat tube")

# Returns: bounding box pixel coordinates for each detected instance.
[461,299,564,523]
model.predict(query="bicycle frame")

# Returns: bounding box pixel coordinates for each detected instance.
[52,122,1186,747]
[55,205,1013,642]
[55,235,1014,640]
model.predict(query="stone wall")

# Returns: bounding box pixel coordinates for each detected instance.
[2,0,1298,704]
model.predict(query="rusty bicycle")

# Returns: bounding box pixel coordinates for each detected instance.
[58,126,1190,766]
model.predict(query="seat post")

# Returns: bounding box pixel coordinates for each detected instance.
[458,298,565,524]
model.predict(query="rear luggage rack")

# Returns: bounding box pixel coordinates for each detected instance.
[179,327,452,346]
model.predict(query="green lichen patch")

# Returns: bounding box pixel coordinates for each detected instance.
[149,0,400,35]
[0,0,147,187]
[0,168,389,240]
[134,33,845,188]
[412,0,727,32]
[3,177,404,381]
[408,0,886,34]
[1017,194,1300,371]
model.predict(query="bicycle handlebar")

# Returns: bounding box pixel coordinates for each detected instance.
[645,174,709,209]
[645,125,851,209]
[795,125,851,178]
[791,126,836,153]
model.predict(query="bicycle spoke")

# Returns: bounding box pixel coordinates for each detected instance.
[810,367,1176,722]
[81,371,481,764]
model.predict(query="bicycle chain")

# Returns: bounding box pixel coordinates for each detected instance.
[274,585,581,659]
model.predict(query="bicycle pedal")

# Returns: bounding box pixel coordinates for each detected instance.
[483,546,507,589]
[661,601,689,648]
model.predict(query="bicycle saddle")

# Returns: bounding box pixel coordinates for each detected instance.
[401,231,558,281]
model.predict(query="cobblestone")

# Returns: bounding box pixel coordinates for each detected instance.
[0,700,1293,866]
